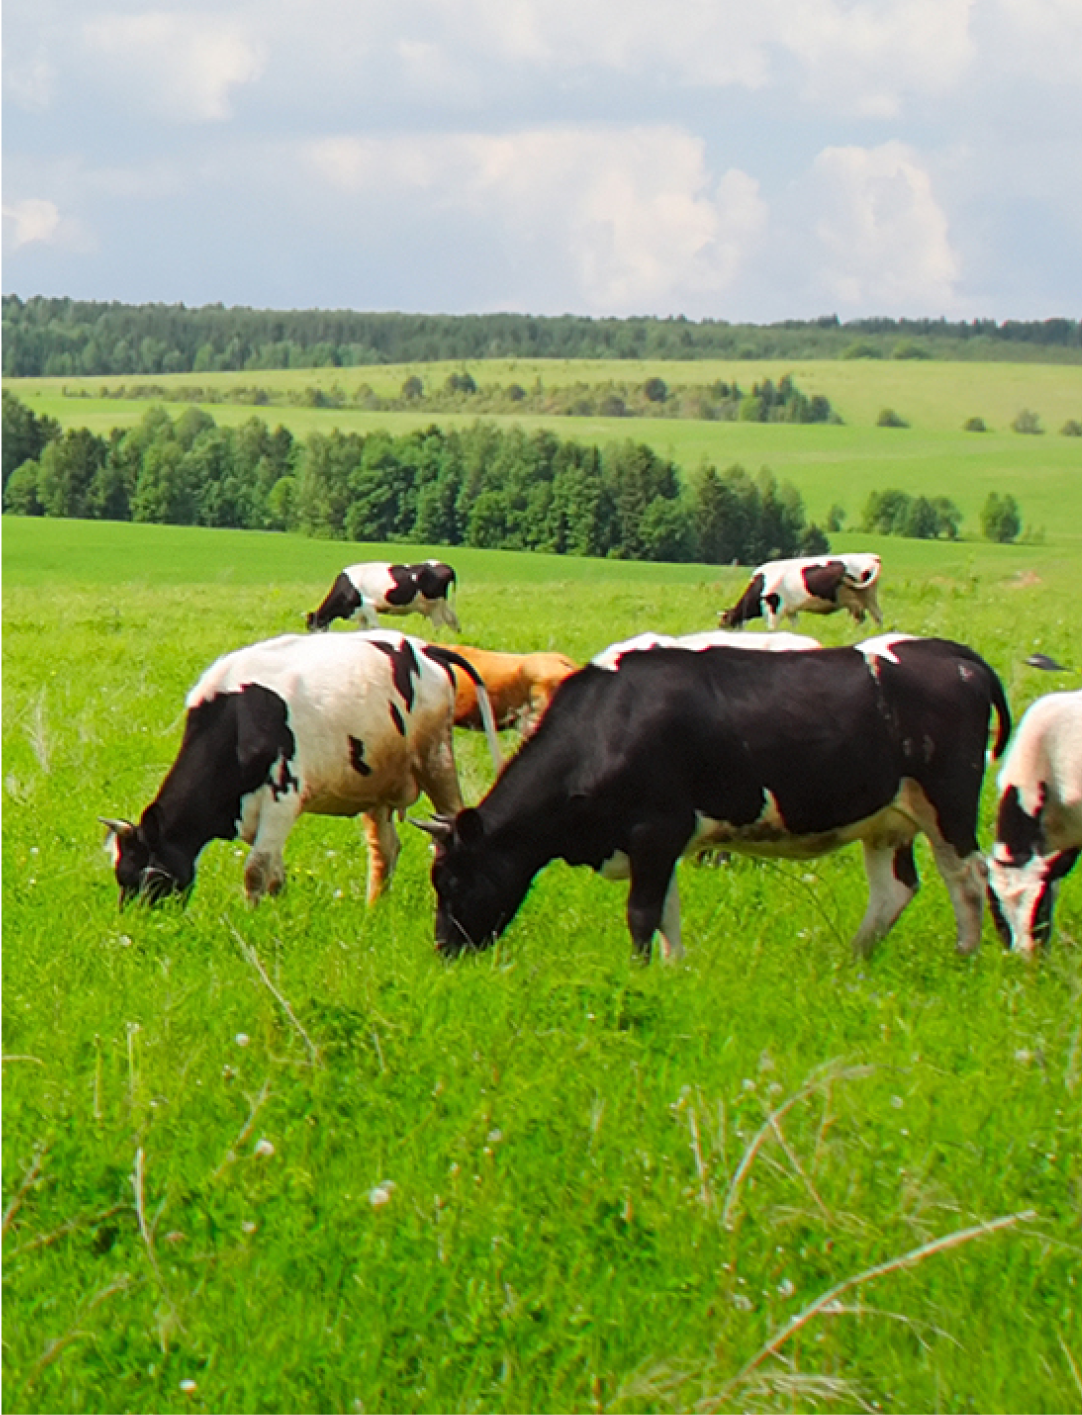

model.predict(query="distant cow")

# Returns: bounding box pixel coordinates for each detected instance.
[102,631,498,908]
[444,645,579,735]
[592,628,820,671]
[306,561,460,633]
[417,635,1009,963]
[720,553,883,630]
[986,690,1082,954]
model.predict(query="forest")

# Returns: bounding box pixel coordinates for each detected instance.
[3,296,1080,378]
[1,393,827,566]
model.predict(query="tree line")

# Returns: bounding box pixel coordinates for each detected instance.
[2,393,829,565]
[4,296,1079,378]
[75,370,837,426]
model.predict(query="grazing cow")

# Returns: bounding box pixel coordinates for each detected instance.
[102,632,499,907]
[592,628,820,671]
[986,690,1082,954]
[416,635,1009,963]
[443,645,579,735]
[306,560,460,633]
[720,553,883,630]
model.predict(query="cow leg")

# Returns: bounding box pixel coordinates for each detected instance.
[243,817,294,903]
[927,839,986,955]
[362,807,400,904]
[851,841,920,957]
[656,874,685,962]
[417,734,465,818]
[626,826,688,964]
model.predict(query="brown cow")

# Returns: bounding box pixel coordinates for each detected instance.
[444,645,579,735]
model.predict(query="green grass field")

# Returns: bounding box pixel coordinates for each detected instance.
[10,359,1082,540]
[3,514,1080,1413]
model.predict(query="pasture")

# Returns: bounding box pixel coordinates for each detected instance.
[11,358,1082,539]
[3,516,1081,1414]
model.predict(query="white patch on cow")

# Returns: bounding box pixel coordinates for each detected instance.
[986,853,1051,955]
[855,633,918,667]
[592,628,819,671]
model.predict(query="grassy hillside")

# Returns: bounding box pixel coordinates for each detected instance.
[3,517,1080,1414]
[9,360,1081,540]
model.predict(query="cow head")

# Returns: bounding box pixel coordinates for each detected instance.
[413,810,530,955]
[101,809,194,905]
[986,846,1078,954]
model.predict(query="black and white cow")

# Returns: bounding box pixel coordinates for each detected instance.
[306,560,460,633]
[986,689,1082,954]
[417,635,1009,963]
[719,553,883,630]
[103,631,498,907]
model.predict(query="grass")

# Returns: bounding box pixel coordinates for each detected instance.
[3,516,1081,1414]
[9,358,1082,538]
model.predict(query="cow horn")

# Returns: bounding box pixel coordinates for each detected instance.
[408,814,455,843]
[99,816,136,838]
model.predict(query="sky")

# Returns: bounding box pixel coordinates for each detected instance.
[3,0,1081,323]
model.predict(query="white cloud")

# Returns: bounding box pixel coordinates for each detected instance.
[781,0,976,117]
[307,125,768,313]
[2,198,62,248]
[82,12,265,122]
[808,142,961,312]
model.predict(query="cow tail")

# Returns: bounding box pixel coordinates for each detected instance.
[425,647,504,773]
[988,668,1012,760]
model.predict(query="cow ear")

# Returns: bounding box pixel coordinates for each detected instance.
[456,808,485,847]
[99,816,136,839]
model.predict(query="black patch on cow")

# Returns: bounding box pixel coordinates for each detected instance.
[413,561,455,600]
[348,735,373,775]
[384,564,420,607]
[800,561,846,604]
[372,636,421,710]
[995,784,1045,865]
[720,572,766,627]
[389,702,406,736]
[308,571,363,630]
[116,683,297,901]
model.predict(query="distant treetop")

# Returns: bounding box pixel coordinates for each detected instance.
[2,296,1079,378]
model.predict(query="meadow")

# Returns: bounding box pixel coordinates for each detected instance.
[3,510,1081,1414]
[11,357,1082,539]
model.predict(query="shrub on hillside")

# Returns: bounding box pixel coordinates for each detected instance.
[981,492,1022,543]
[963,416,988,432]
[876,407,909,428]
[1060,418,1082,436]
[1011,408,1044,434]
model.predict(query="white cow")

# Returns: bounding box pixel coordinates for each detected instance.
[720,553,883,630]
[104,631,498,907]
[986,689,1082,954]
[306,560,460,632]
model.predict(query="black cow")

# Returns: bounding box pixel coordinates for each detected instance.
[417,635,1010,963]
[306,560,459,632]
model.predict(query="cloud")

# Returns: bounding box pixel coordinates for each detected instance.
[807,142,961,311]
[82,12,265,122]
[2,198,62,249]
[307,125,768,313]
